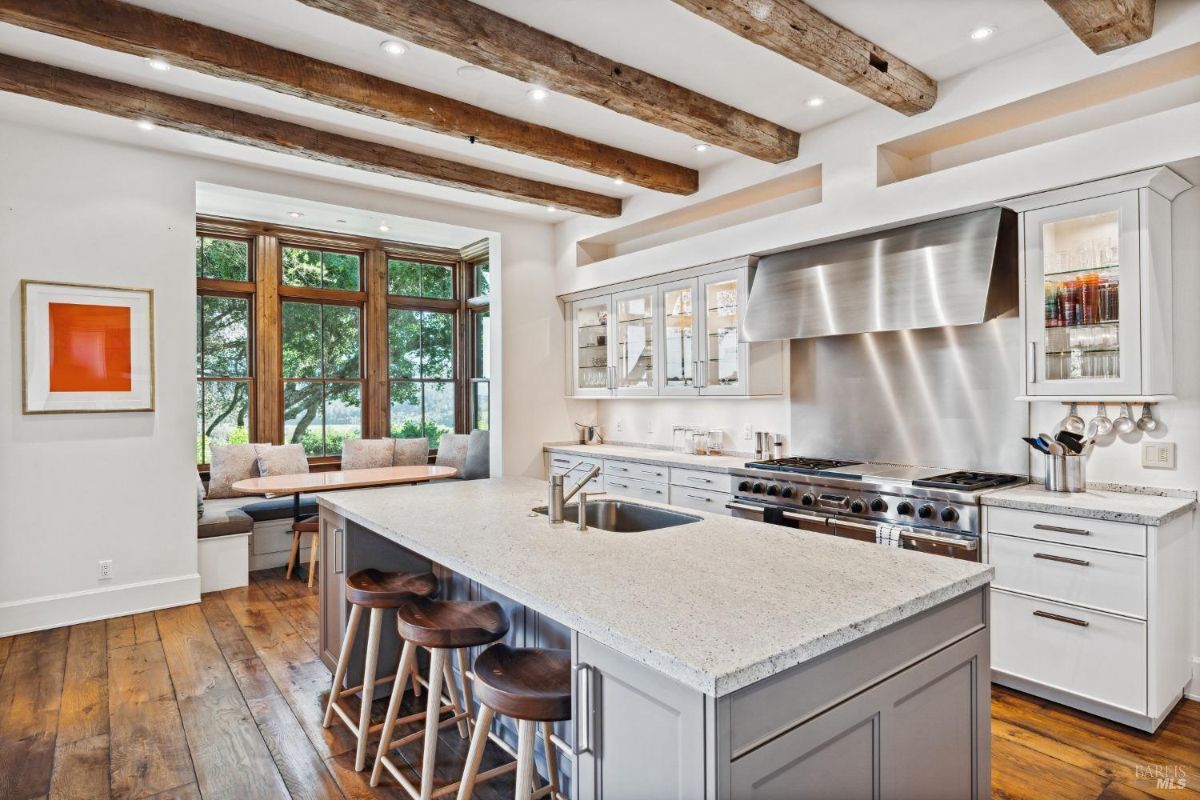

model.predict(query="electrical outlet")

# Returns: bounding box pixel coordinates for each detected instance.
[1142,442,1176,469]
[615,419,624,433]
[98,560,113,581]
[647,419,656,434]
[742,423,754,441]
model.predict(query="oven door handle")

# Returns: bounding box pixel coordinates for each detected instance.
[901,529,979,550]
[827,517,877,533]
[726,501,765,515]
[782,510,833,527]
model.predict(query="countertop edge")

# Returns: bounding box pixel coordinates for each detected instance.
[544,444,742,474]
[981,492,1197,526]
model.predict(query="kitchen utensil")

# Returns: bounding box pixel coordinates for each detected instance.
[771,433,784,459]
[1113,402,1136,434]
[754,432,771,460]
[1044,452,1086,493]
[1023,437,1050,454]
[1055,431,1084,454]
[1085,403,1113,437]
[1136,403,1158,432]
[574,422,603,445]
[1037,433,1063,456]
[1061,402,1085,435]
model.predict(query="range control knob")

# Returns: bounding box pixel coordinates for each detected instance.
[800,493,816,507]
[737,481,752,492]
[780,486,795,498]
[896,501,915,516]
[917,504,935,519]
[849,499,868,514]
[940,507,960,523]
[752,483,766,494]
[870,498,888,513]
[766,484,780,496]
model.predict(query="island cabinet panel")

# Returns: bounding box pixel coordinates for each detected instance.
[575,635,707,800]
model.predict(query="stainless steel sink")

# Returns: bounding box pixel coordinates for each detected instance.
[532,500,700,532]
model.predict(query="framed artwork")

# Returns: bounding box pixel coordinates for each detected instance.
[21,280,155,414]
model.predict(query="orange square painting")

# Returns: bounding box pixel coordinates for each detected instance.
[48,302,132,392]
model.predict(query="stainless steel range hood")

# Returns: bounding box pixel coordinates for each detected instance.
[744,207,1018,341]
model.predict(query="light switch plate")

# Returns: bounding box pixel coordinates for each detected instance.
[1142,442,1176,469]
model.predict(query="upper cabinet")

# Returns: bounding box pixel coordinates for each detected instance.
[1009,167,1191,398]
[566,258,783,398]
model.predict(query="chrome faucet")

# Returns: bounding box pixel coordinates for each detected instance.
[548,462,602,525]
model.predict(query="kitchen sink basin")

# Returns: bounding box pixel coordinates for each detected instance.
[532,500,700,532]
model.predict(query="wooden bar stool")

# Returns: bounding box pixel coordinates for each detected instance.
[285,516,320,588]
[372,598,510,798]
[323,569,438,771]
[458,645,571,800]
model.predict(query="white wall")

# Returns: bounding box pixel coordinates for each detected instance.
[0,112,569,635]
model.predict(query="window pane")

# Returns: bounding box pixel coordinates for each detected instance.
[388,309,421,379]
[424,382,455,448]
[474,310,490,379]
[423,264,453,299]
[198,380,250,464]
[282,302,322,378]
[387,259,421,295]
[472,381,489,431]
[282,246,323,288]
[421,312,454,379]
[323,251,360,290]
[200,296,250,377]
[474,261,490,298]
[199,237,249,281]
[323,305,361,378]
[284,381,324,456]
[325,382,362,456]
[389,381,454,449]
[389,381,421,438]
[195,237,203,278]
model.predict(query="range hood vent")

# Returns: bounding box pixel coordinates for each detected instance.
[744,207,1018,341]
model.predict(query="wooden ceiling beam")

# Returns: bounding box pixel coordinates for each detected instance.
[1043,0,1155,54]
[296,0,800,163]
[670,0,937,115]
[0,0,696,195]
[0,55,622,217]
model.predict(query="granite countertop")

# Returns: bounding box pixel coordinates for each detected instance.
[544,442,748,473]
[982,484,1196,526]
[319,477,992,697]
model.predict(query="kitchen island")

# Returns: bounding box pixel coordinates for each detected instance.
[318,477,994,799]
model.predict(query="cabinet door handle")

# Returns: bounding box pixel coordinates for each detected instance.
[1033,523,1091,536]
[573,663,594,755]
[1034,552,1090,566]
[1033,609,1090,627]
[333,527,344,574]
[1028,342,1037,383]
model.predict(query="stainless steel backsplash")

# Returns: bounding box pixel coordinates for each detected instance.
[788,315,1027,473]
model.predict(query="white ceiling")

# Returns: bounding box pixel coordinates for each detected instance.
[0,0,1071,222]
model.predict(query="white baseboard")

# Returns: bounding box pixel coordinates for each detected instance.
[1187,657,1200,702]
[0,573,201,637]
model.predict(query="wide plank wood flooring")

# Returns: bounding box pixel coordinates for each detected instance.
[0,567,1194,799]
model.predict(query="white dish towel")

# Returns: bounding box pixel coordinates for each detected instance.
[874,523,904,548]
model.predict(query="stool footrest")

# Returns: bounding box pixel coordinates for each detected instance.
[377,726,528,800]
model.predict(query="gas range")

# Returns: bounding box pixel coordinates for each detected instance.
[728,457,1025,561]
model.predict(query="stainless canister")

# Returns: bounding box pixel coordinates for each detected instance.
[754,431,771,460]
[1043,453,1086,493]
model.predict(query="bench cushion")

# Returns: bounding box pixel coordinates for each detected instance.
[241,495,319,522]
[198,504,253,539]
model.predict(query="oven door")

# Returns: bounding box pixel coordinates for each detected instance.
[726,501,836,535]
[829,516,981,561]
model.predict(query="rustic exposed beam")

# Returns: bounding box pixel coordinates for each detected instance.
[296,0,800,163]
[0,0,695,195]
[1043,0,1155,54]
[0,55,622,217]
[670,0,936,115]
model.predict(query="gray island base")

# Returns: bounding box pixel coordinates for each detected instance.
[317,477,993,799]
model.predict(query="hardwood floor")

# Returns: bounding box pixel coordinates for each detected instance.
[0,568,1194,799]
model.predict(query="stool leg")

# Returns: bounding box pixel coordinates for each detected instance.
[442,658,468,739]
[307,529,320,589]
[456,648,475,735]
[370,639,417,787]
[542,722,560,797]
[355,607,384,771]
[324,603,362,728]
[454,704,495,800]
[285,531,301,579]
[419,648,448,800]
[514,719,537,800]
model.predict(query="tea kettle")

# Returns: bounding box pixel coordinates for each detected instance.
[575,422,603,445]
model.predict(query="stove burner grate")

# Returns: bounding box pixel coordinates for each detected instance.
[912,471,1022,491]
[744,456,863,475]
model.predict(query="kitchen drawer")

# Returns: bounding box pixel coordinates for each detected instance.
[669,467,731,492]
[986,506,1146,555]
[547,453,603,493]
[603,459,668,485]
[991,588,1146,714]
[604,474,669,502]
[668,485,731,515]
[989,533,1146,618]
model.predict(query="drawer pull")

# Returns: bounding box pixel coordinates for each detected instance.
[609,480,628,488]
[610,465,629,472]
[685,476,713,484]
[1033,552,1090,566]
[1033,609,1090,627]
[1033,523,1091,536]
[686,494,712,502]
[639,487,662,495]
[641,468,662,475]
[551,457,571,465]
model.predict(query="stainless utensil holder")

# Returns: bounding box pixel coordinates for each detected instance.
[1044,453,1086,493]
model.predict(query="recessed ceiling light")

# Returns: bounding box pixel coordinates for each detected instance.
[379,40,407,56]
[135,119,156,131]
[288,211,303,218]
[693,143,710,153]
[970,26,995,41]
[145,57,171,72]
[804,96,826,108]
[457,65,484,81]
[527,87,549,102]
[378,223,390,232]
[613,176,624,185]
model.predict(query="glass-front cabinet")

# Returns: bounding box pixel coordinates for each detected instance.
[613,288,658,395]
[658,278,698,395]
[572,296,614,397]
[1016,168,1186,398]
[700,270,745,396]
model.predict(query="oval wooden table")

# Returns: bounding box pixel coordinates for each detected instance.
[232,464,459,522]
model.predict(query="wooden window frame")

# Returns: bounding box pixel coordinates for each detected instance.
[465,248,491,431]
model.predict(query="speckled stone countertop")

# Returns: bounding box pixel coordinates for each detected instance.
[319,477,992,697]
[544,443,747,473]
[982,484,1196,526]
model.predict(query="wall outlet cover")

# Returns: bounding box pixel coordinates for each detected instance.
[1141,442,1176,469]
[742,423,754,441]
[98,559,113,581]
[615,419,624,433]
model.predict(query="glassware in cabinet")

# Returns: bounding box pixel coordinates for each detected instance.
[700,272,745,395]
[613,288,657,394]
[573,296,613,395]
[658,279,698,394]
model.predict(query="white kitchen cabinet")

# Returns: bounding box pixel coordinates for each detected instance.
[1007,167,1190,398]
[564,257,783,399]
